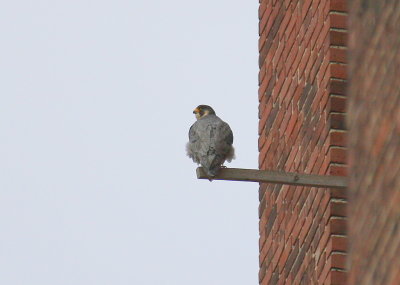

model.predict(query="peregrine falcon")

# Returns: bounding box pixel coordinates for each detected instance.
[186,105,235,178]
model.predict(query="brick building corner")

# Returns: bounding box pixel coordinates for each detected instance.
[258,0,348,283]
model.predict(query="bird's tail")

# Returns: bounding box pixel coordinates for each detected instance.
[204,155,223,177]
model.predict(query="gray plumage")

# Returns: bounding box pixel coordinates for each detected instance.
[186,105,235,178]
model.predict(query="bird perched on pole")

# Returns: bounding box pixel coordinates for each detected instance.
[186,105,235,179]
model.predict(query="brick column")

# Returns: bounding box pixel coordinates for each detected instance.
[348,1,400,284]
[258,1,348,284]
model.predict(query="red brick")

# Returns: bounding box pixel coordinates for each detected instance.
[329,131,347,146]
[330,63,347,79]
[330,13,347,29]
[330,30,347,46]
[329,113,346,130]
[329,47,347,63]
[329,147,347,164]
[328,165,348,176]
[330,201,347,217]
[329,95,346,113]
[330,79,347,95]
[330,218,347,235]
[331,253,346,269]
[331,236,347,252]
[330,0,347,12]
[278,243,292,272]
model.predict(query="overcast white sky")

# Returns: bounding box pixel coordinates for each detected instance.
[0,1,259,284]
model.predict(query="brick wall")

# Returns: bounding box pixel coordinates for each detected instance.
[258,1,348,284]
[348,1,400,284]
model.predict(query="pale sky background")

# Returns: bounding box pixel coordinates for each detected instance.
[0,1,259,284]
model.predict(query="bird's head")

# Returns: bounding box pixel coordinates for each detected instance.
[193,105,216,120]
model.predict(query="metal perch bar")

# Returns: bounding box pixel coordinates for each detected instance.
[196,167,347,189]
